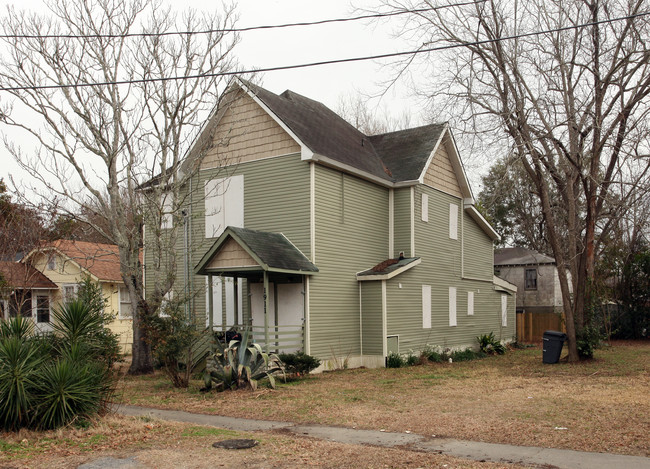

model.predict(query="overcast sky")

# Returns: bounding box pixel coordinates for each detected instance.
[0,0,464,197]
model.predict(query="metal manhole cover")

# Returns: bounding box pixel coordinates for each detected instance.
[212,439,258,450]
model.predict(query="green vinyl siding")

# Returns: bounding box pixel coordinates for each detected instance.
[463,211,494,280]
[361,282,383,356]
[310,166,389,358]
[384,184,515,353]
[144,153,310,328]
[393,188,411,257]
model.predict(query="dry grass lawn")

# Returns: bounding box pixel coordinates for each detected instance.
[0,414,526,468]
[115,341,650,457]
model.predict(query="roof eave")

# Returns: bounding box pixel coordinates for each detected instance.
[464,204,500,241]
[311,153,394,187]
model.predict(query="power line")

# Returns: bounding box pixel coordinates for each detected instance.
[0,1,485,40]
[0,11,648,93]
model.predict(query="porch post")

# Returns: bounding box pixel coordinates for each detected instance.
[233,277,239,327]
[208,274,214,352]
[263,271,269,353]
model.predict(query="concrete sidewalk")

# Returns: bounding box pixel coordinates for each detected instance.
[116,404,650,469]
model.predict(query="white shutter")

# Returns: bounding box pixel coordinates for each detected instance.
[501,294,508,327]
[422,285,431,329]
[467,291,474,316]
[449,203,458,240]
[421,193,429,222]
[449,286,457,326]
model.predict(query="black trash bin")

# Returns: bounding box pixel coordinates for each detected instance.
[542,330,567,364]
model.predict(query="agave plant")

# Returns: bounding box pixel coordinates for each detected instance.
[204,329,285,391]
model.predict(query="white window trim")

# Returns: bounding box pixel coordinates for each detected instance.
[449,286,457,327]
[161,191,173,230]
[62,283,79,302]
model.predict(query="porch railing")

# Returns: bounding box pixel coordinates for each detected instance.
[250,324,304,354]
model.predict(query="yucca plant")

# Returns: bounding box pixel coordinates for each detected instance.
[203,329,284,391]
[0,314,34,340]
[35,359,107,430]
[0,334,44,430]
[477,332,506,355]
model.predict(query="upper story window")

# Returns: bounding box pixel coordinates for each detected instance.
[205,175,244,238]
[47,255,56,271]
[525,268,538,290]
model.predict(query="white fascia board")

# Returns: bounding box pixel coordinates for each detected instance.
[236,78,314,161]
[493,275,517,293]
[435,126,475,202]
[356,258,421,281]
[311,154,394,187]
[464,204,501,241]
[417,126,445,184]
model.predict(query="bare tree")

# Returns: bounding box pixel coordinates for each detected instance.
[0,0,240,373]
[379,0,650,360]
[337,93,412,135]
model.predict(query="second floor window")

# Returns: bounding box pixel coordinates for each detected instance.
[205,175,244,238]
[525,268,537,290]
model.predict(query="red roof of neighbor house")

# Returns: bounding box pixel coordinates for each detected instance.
[0,261,58,289]
[48,240,123,282]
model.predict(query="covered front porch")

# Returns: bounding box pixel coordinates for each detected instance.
[195,226,318,354]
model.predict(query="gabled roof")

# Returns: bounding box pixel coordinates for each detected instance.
[0,261,58,289]
[494,247,555,266]
[195,226,318,276]
[31,240,123,282]
[368,124,446,182]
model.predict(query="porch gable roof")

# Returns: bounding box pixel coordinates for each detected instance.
[195,226,318,276]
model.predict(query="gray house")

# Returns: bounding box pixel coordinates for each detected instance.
[145,78,516,368]
[494,247,566,341]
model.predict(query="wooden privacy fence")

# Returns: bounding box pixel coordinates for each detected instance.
[516,311,565,343]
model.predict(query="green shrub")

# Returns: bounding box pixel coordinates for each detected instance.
[405,350,419,366]
[421,344,445,363]
[204,329,285,391]
[576,326,602,359]
[386,352,405,368]
[0,296,118,431]
[277,352,321,375]
[145,300,200,388]
[450,348,483,362]
[477,332,506,355]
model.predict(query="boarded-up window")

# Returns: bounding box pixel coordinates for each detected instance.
[449,286,457,326]
[205,175,244,238]
[449,203,458,240]
[422,285,431,329]
[119,287,133,319]
[161,191,173,229]
[501,294,508,327]
[421,193,429,222]
[467,291,474,316]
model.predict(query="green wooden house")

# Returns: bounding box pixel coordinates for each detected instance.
[144,78,517,369]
